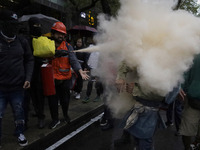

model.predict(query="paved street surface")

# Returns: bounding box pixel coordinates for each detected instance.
[0,80,185,150]
[1,81,104,150]
[55,110,184,150]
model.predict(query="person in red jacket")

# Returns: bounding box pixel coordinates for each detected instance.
[48,22,89,129]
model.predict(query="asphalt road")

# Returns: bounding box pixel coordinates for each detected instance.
[54,111,184,150]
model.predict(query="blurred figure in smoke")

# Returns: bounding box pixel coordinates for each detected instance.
[179,54,200,150]
[73,38,90,100]
[115,61,165,150]
[83,38,103,103]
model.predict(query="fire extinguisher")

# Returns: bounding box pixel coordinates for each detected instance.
[41,63,56,96]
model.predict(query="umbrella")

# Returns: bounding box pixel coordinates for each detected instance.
[68,25,97,37]
[18,14,60,34]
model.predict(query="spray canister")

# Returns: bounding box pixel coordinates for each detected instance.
[41,63,56,96]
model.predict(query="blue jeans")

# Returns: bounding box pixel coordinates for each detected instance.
[0,90,25,137]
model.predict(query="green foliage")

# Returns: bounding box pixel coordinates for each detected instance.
[66,0,120,26]
[108,0,120,17]
[179,0,200,16]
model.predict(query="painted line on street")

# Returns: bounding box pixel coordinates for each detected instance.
[45,113,104,150]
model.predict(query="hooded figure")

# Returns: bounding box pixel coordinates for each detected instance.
[0,9,19,38]
[28,17,42,37]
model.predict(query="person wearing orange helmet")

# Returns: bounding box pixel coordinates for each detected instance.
[48,22,89,129]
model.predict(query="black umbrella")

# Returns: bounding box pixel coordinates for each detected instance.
[18,14,59,34]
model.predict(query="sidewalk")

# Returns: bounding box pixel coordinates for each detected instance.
[1,81,104,150]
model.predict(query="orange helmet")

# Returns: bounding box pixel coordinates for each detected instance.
[51,22,67,34]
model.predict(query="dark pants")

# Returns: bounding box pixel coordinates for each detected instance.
[74,72,83,93]
[0,90,25,137]
[23,89,31,125]
[48,79,71,121]
[31,66,45,120]
[166,98,183,131]
[86,77,103,97]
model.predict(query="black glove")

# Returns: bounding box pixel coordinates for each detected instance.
[55,50,69,57]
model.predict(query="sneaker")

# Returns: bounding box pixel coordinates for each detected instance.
[49,120,60,129]
[190,142,200,150]
[18,134,28,147]
[100,118,108,126]
[165,121,173,127]
[75,93,81,99]
[82,96,90,103]
[93,96,101,102]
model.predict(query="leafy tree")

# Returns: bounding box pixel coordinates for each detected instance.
[66,0,120,26]
[173,0,200,16]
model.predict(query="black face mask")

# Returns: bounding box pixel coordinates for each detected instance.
[29,26,42,37]
[2,21,19,37]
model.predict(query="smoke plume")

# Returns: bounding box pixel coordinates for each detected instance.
[86,0,200,117]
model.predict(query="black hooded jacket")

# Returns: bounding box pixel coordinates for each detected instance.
[0,32,34,91]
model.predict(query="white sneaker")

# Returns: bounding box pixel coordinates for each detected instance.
[18,134,28,147]
[75,93,81,99]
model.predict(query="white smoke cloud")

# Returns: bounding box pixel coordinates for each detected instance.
[95,0,200,97]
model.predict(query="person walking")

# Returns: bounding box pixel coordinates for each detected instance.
[48,22,89,129]
[0,9,34,146]
[27,17,46,129]
[82,40,103,103]
[116,61,165,150]
[165,97,183,136]
[179,54,200,150]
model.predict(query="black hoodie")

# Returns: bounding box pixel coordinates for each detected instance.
[0,32,34,91]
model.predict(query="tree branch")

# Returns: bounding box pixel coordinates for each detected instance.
[79,0,100,13]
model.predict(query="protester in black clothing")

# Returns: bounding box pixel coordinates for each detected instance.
[73,38,90,99]
[0,9,34,147]
[27,17,46,129]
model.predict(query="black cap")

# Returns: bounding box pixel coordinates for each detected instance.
[0,9,18,23]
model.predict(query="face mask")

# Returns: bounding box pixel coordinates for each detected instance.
[30,26,42,37]
[2,22,19,37]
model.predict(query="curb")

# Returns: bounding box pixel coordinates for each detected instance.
[22,104,104,150]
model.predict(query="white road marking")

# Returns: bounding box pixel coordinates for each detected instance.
[45,113,104,150]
